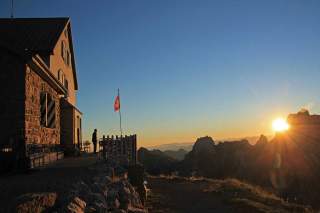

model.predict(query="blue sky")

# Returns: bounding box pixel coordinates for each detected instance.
[1,0,320,146]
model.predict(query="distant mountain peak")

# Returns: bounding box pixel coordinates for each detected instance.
[192,136,215,153]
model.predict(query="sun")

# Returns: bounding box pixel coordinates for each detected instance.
[272,118,289,132]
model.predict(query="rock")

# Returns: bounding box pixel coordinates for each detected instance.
[74,181,92,196]
[72,181,99,204]
[127,183,136,194]
[84,206,97,213]
[62,197,86,213]
[91,182,108,197]
[107,188,119,201]
[108,198,120,210]
[128,207,147,213]
[110,209,126,213]
[82,192,108,212]
[119,186,131,200]
[130,191,143,208]
[255,135,268,147]
[93,175,112,185]
[12,192,57,213]
[86,192,106,204]
[108,180,144,209]
[91,201,108,212]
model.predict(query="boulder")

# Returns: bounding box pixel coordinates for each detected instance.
[12,192,57,213]
[73,181,92,196]
[85,192,106,205]
[107,188,119,201]
[108,198,121,210]
[128,207,148,213]
[110,209,126,213]
[90,182,108,198]
[62,197,86,213]
[92,175,112,185]
[90,201,108,212]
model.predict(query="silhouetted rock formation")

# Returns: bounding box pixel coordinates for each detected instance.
[138,110,320,208]
[181,136,216,177]
[163,149,188,161]
[255,134,269,147]
[265,110,320,206]
[180,137,254,179]
[137,148,178,175]
[182,110,320,207]
[147,143,194,152]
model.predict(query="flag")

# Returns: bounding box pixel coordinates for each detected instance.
[114,95,120,112]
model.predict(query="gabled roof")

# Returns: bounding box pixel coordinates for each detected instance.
[0,17,78,90]
[0,18,69,53]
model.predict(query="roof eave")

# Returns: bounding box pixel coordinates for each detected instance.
[29,55,68,95]
[66,20,78,90]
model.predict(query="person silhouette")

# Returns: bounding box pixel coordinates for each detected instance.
[92,129,98,154]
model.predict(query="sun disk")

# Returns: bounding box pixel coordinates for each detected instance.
[272,118,289,132]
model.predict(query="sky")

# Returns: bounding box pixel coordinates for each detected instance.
[1,0,320,147]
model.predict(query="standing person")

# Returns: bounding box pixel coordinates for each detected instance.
[92,129,98,154]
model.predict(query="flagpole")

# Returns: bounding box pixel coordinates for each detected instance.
[11,0,14,18]
[118,88,123,137]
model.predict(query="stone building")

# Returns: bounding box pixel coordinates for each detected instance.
[0,18,82,169]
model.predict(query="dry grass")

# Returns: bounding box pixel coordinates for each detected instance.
[203,178,312,213]
[149,176,314,213]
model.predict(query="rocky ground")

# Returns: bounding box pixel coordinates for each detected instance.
[1,154,314,213]
[145,176,313,213]
[0,154,146,213]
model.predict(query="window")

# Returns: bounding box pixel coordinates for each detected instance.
[67,51,70,66]
[61,41,70,66]
[61,41,65,59]
[58,69,62,82]
[57,70,66,85]
[62,73,65,85]
[64,79,69,91]
[40,92,56,128]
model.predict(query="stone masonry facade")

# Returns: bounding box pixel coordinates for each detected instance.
[25,65,60,146]
[0,18,82,170]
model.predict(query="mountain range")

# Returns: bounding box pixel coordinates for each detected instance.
[146,135,272,152]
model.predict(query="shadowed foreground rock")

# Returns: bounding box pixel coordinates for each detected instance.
[12,193,57,213]
[10,162,147,213]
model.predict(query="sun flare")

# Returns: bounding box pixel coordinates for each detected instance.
[272,118,289,132]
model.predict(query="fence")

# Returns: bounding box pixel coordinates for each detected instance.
[99,134,137,166]
[26,143,64,168]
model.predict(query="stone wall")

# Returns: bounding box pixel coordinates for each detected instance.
[0,48,25,147]
[25,65,60,146]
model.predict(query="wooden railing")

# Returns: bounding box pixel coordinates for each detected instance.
[99,134,137,166]
[26,143,64,168]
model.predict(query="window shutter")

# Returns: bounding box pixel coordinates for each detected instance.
[40,92,47,126]
[47,95,56,128]
[40,92,56,128]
